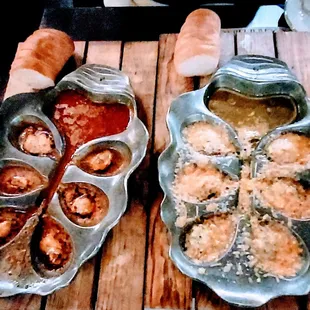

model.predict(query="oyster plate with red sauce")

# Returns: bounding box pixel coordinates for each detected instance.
[0,64,148,296]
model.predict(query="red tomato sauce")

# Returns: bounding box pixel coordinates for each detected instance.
[53,90,130,149]
[41,90,130,206]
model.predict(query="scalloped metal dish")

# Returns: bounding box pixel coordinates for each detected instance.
[0,64,148,296]
[158,55,310,307]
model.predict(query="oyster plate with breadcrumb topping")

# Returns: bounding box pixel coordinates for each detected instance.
[158,55,310,307]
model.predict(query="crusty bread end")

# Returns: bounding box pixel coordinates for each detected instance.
[9,68,55,89]
[5,28,74,99]
[174,9,221,77]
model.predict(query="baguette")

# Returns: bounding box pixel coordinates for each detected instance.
[174,9,221,77]
[5,28,74,99]
[10,58,57,86]
[4,79,37,100]
[12,49,60,76]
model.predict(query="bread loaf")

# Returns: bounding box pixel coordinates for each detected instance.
[174,9,221,77]
[5,28,74,99]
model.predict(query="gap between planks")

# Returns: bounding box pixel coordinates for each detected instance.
[144,33,194,310]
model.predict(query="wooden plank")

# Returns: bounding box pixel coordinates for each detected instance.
[144,34,194,310]
[95,203,147,310]
[267,296,299,310]
[153,34,194,154]
[44,40,96,310]
[95,41,158,310]
[194,283,234,310]
[277,33,310,310]
[86,41,122,69]
[200,32,235,88]
[73,41,86,67]
[0,295,41,310]
[45,259,95,310]
[276,32,310,95]
[146,192,193,310]
[237,32,275,57]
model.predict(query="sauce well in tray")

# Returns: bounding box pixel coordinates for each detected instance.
[41,90,131,205]
[208,90,297,156]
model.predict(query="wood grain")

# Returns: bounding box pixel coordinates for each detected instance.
[200,32,235,88]
[144,34,194,310]
[96,202,147,310]
[145,193,193,310]
[195,283,234,310]
[153,34,194,154]
[276,32,310,95]
[45,260,95,310]
[0,295,41,310]
[276,32,310,310]
[266,296,299,310]
[2,30,309,310]
[73,41,86,67]
[86,41,122,69]
[95,41,158,310]
[122,41,159,204]
[237,32,275,57]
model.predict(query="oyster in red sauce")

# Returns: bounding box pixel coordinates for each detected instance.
[78,146,130,176]
[19,125,55,156]
[58,182,109,227]
[38,216,72,270]
[0,163,47,196]
[53,90,130,150]
[0,207,35,247]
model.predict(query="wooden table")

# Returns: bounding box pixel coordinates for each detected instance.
[1,29,310,310]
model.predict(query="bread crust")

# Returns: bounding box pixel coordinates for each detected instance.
[9,28,74,87]
[10,57,58,80]
[174,9,221,77]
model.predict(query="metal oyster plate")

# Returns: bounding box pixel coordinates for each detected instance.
[0,64,148,296]
[158,55,310,307]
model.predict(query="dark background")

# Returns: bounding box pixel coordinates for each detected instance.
[1,0,288,95]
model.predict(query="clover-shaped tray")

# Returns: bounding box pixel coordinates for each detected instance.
[158,55,310,307]
[0,64,148,296]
